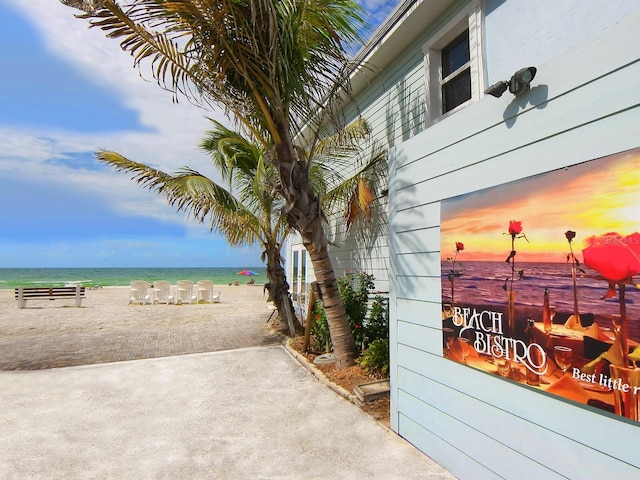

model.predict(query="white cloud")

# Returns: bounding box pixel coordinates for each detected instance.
[360,0,398,21]
[10,0,227,135]
[2,0,230,231]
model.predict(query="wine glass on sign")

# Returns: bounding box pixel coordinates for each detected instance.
[458,338,471,365]
[443,328,455,358]
[554,345,573,376]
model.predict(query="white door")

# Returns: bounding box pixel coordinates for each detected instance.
[291,245,309,316]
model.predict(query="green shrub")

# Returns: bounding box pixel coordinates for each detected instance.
[357,339,389,377]
[338,272,374,349]
[309,271,389,352]
[363,295,388,348]
[310,300,332,353]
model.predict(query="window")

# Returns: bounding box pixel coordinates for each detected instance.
[441,30,471,113]
[290,244,309,314]
[423,2,483,124]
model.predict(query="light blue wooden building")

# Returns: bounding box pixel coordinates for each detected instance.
[287,1,640,477]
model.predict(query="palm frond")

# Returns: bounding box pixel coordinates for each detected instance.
[59,0,99,12]
[62,0,365,147]
[97,150,259,245]
[96,150,175,192]
[200,119,266,184]
[313,117,371,159]
[344,177,374,230]
[318,142,387,230]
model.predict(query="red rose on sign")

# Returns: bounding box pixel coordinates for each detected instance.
[582,232,640,282]
[456,242,464,252]
[508,220,523,236]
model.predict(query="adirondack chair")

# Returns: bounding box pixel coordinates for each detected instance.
[175,280,197,304]
[196,280,220,303]
[152,280,174,304]
[129,280,151,305]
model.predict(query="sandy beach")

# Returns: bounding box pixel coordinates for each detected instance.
[0,285,281,370]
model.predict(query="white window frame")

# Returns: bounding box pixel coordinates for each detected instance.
[290,243,309,315]
[423,1,484,125]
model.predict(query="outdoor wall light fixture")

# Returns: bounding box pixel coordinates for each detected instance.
[485,67,537,98]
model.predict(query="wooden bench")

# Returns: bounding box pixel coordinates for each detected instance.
[14,285,86,309]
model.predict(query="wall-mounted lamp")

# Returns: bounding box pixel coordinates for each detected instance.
[485,67,537,98]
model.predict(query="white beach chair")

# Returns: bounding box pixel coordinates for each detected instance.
[196,280,220,303]
[152,280,174,304]
[129,280,151,305]
[175,280,197,304]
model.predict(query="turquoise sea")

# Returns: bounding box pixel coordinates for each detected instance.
[0,267,266,290]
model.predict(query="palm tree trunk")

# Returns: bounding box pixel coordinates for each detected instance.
[274,127,357,368]
[264,245,299,334]
[306,243,357,368]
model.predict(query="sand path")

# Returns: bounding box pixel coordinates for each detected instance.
[0,285,281,370]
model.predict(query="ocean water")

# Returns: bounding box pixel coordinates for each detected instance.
[0,267,266,290]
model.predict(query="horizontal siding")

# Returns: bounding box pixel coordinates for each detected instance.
[393,10,640,172]
[391,202,440,234]
[484,0,640,85]
[331,228,390,248]
[327,198,390,290]
[356,52,425,148]
[394,59,640,204]
[397,392,567,479]
[327,3,474,295]
[351,2,472,150]
[397,297,442,329]
[388,9,640,480]
[398,414,501,480]
[330,241,390,259]
[393,275,441,303]
[397,320,441,353]
[394,251,441,280]
[394,226,440,255]
[395,104,640,210]
[397,347,640,476]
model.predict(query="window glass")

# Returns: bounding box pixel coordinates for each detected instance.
[442,31,470,77]
[300,253,307,303]
[441,29,471,113]
[292,251,299,301]
[443,68,471,112]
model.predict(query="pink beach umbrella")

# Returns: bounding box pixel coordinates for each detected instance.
[237,269,257,276]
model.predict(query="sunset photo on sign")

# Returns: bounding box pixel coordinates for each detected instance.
[440,147,640,423]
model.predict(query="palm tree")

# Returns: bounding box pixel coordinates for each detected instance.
[98,117,384,335]
[97,123,298,334]
[199,120,297,333]
[60,0,366,367]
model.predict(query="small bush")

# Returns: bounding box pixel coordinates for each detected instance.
[310,300,332,353]
[338,272,374,348]
[357,338,389,377]
[309,271,389,352]
[363,295,388,348]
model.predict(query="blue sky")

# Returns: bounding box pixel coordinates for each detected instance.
[0,0,398,268]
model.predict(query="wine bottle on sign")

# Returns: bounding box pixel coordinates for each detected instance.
[526,318,541,386]
[542,288,552,334]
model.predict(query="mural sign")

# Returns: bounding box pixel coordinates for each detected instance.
[441,148,640,422]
